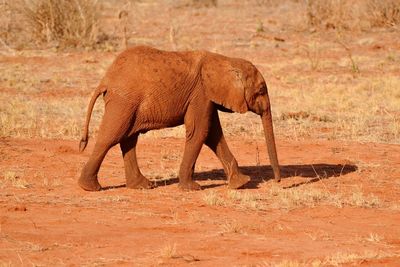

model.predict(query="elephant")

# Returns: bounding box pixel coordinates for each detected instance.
[78,46,280,191]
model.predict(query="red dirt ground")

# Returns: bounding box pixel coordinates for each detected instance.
[1,137,399,265]
[1,1,400,265]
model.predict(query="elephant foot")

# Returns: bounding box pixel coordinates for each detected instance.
[228,173,251,189]
[78,176,102,191]
[126,176,155,189]
[179,181,201,191]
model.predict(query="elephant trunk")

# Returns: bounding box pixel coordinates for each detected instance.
[261,110,281,182]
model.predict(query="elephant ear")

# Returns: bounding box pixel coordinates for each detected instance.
[201,55,248,113]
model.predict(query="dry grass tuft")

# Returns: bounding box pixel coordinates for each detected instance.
[323,250,396,265]
[268,184,336,209]
[42,177,62,188]
[306,0,400,30]
[270,250,398,266]
[219,220,243,234]
[1,170,30,189]
[227,190,263,210]
[190,0,217,8]
[159,243,178,259]
[267,184,382,209]
[97,195,130,203]
[365,233,384,243]
[202,191,225,206]
[367,0,400,27]
[347,191,380,208]
[5,0,100,49]
[203,190,264,210]
[272,260,303,267]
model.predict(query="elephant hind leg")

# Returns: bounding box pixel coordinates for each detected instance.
[120,135,154,189]
[79,140,111,191]
[79,101,133,191]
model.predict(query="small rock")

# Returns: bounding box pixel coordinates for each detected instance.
[9,205,27,211]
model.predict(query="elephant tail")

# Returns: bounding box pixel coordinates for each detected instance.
[79,85,107,152]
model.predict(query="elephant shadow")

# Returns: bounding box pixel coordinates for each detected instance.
[102,163,357,191]
[196,163,357,189]
[150,163,357,190]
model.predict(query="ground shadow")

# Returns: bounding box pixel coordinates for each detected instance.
[101,163,357,191]
[101,184,126,191]
[151,163,357,190]
[243,163,357,189]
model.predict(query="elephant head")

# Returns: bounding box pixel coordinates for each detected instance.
[201,53,281,182]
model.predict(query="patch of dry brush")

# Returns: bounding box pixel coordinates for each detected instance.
[306,0,400,30]
[2,0,100,49]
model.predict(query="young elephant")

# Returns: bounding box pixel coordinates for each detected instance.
[79,46,280,191]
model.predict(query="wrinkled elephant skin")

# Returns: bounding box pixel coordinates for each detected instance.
[79,46,280,191]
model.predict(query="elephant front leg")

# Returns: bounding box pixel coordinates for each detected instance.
[205,111,250,189]
[178,140,203,191]
[178,103,213,191]
[120,136,153,189]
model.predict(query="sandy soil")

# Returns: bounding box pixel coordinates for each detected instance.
[1,1,400,265]
[1,137,399,266]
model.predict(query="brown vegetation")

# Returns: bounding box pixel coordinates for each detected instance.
[307,0,400,30]
[1,0,101,50]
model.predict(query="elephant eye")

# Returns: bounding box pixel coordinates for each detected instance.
[259,85,267,95]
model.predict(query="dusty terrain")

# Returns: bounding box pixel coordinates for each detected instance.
[1,137,400,266]
[1,0,400,266]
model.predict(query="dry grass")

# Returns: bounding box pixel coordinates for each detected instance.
[268,184,382,209]
[97,195,130,203]
[323,250,397,266]
[268,184,340,209]
[0,56,400,143]
[365,233,384,243]
[41,176,62,188]
[159,243,178,259]
[0,93,102,139]
[273,76,400,143]
[219,220,243,234]
[307,0,400,30]
[191,0,218,8]
[1,170,30,189]
[1,0,397,52]
[203,190,263,210]
[0,1,399,145]
[270,260,305,267]
[202,190,225,206]
[84,256,134,266]
[368,0,400,27]
[202,185,382,210]
[268,250,399,266]
[227,190,263,210]
[0,66,398,144]
[4,0,100,49]
[348,191,380,208]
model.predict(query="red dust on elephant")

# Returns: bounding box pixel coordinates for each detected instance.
[79,46,280,191]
